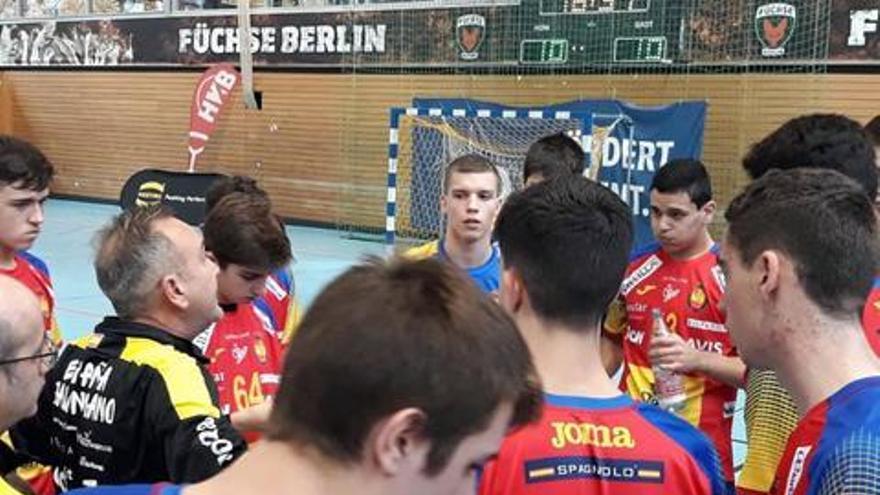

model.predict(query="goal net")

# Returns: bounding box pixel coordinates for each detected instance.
[385,105,591,248]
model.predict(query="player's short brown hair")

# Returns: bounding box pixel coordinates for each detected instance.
[268,256,541,474]
[203,192,290,271]
[443,154,502,195]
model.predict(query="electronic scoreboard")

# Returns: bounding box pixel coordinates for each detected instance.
[518,0,679,65]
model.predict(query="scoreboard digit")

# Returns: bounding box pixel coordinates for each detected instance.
[539,0,651,15]
[521,39,570,64]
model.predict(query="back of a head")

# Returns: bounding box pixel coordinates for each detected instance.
[205,175,268,213]
[268,257,540,474]
[0,135,54,190]
[93,205,178,319]
[866,116,880,147]
[0,276,42,362]
[725,168,878,318]
[495,177,633,327]
[651,158,713,207]
[742,114,878,199]
[203,192,291,271]
[523,133,586,184]
[443,153,502,195]
[0,276,44,429]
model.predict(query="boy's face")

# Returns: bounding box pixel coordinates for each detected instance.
[403,404,511,495]
[0,182,49,253]
[441,171,501,245]
[649,190,714,258]
[216,263,270,305]
[718,236,768,368]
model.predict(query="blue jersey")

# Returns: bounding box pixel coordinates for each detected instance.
[68,484,181,495]
[772,376,880,495]
[405,240,501,294]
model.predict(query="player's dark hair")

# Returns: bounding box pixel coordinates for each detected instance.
[0,136,54,191]
[203,192,291,271]
[650,159,713,208]
[865,116,880,147]
[268,257,541,474]
[205,175,268,213]
[496,177,633,327]
[726,168,878,318]
[742,114,878,199]
[523,132,586,185]
[443,154,502,195]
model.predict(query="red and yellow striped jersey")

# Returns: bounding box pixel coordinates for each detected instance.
[604,243,737,482]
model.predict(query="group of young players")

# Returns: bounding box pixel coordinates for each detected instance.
[0,112,876,495]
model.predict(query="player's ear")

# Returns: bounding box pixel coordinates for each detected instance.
[370,408,429,476]
[500,267,524,315]
[756,250,781,302]
[701,200,716,224]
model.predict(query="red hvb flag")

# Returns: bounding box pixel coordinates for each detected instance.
[188,63,240,172]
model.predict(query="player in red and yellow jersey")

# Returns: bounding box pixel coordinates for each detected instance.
[721,169,880,495]
[198,188,293,440]
[0,136,59,495]
[603,160,745,491]
[481,177,724,495]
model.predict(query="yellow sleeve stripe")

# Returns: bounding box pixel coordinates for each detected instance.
[0,475,22,495]
[281,297,303,346]
[603,297,628,335]
[403,240,439,260]
[119,337,220,420]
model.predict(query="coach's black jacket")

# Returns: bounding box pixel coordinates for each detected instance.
[12,317,247,490]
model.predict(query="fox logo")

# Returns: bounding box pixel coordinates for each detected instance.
[456,14,486,61]
[755,3,797,57]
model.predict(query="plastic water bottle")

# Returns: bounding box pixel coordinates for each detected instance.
[651,308,687,413]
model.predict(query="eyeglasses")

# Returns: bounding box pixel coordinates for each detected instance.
[0,334,58,369]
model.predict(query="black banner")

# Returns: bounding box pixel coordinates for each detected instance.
[0,7,517,67]
[0,1,876,68]
[830,0,880,62]
[120,169,227,225]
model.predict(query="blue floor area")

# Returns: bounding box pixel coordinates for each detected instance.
[32,198,385,339]
[30,198,747,474]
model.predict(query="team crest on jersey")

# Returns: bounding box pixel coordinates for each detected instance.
[231,344,248,364]
[456,14,486,60]
[755,2,797,57]
[253,338,268,364]
[621,255,663,296]
[689,285,707,310]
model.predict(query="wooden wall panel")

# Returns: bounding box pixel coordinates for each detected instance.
[0,74,11,135]
[2,70,877,231]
